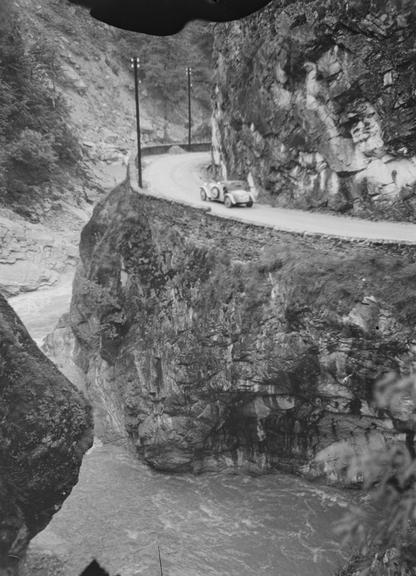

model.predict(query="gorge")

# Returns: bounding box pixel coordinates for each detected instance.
[4,0,416,575]
[7,156,354,576]
[11,149,416,576]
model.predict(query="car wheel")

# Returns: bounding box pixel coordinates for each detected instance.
[200,188,207,201]
[211,186,220,200]
[224,195,233,208]
[247,199,253,207]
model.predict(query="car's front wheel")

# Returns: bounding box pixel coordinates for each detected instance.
[247,199,253,207]
[224,195,233,208]
[200,188,207,201]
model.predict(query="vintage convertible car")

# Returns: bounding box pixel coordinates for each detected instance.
[200,180,254,208]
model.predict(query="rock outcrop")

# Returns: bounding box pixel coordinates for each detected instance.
[212,0,416,220]
[0,295,93,575]
[0,210,80,297]
[42,313,87,395]
[69,173,416,483]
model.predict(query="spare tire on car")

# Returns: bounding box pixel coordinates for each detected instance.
[211,186,220,199]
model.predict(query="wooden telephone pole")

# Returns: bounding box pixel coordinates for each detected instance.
[131,56,143,188]
[186,66,192,148]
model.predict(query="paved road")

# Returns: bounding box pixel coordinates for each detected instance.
[143,152,416,244]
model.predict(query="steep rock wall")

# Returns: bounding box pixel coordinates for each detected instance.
[0,211,79,297]
[0,295,93,575]
[70,176,416,483]
[212,0,416,220]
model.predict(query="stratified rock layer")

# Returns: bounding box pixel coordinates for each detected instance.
[212,0,416,220]
[0,295,93,574]
[70,174,416,483]
[0,211,79,297]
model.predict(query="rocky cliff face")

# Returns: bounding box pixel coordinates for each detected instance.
[0,295,93,575]
[0,210,81,297]
[0,0,212,299]
[212,0,416,220]
[70,173,416,482]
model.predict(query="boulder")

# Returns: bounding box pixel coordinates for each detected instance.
[0,295,93,574]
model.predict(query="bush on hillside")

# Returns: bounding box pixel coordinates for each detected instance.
[7,129,58,182]
[0,0,80,208]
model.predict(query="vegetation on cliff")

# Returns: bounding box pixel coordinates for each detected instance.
[43,0,214,134]
[0,0,80,215]
[0,0,213,218]
[114,24,214,131]
[330,372,416,575]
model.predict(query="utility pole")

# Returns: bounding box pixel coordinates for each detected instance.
[186,66,192,149]
[131,56,143,188]
[158,545,164,576]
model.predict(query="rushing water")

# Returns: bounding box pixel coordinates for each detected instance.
[33,442,351,576]
[9,281,353,576]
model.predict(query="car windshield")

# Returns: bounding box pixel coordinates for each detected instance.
[223,181,248,191]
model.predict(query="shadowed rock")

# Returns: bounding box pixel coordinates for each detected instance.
[0,295,93,575]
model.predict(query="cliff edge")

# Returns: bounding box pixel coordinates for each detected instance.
[0,295,93,575]
[70,170,416,482]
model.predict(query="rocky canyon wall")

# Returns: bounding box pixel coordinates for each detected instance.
[212,0,416,220]
[70,174,416,483]
[0,295,93,575]
[0,210,80,297]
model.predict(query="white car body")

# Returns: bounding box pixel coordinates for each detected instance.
[200,180,255,208]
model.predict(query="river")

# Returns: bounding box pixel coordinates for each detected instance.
[8,278,353,576]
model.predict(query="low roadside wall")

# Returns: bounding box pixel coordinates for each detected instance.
[141,142,211,156]
[127,144,416,249]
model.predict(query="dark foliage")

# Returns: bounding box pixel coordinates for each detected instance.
[337,374,416,575]
[0,0,80,207]
[116,22,214,118]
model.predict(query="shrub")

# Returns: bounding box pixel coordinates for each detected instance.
[7,129,58,182]
[337,374,416,575]
[0,0,80,207]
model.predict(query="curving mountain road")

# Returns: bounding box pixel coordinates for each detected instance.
[11,150,416,346]
[143,152,416,244]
